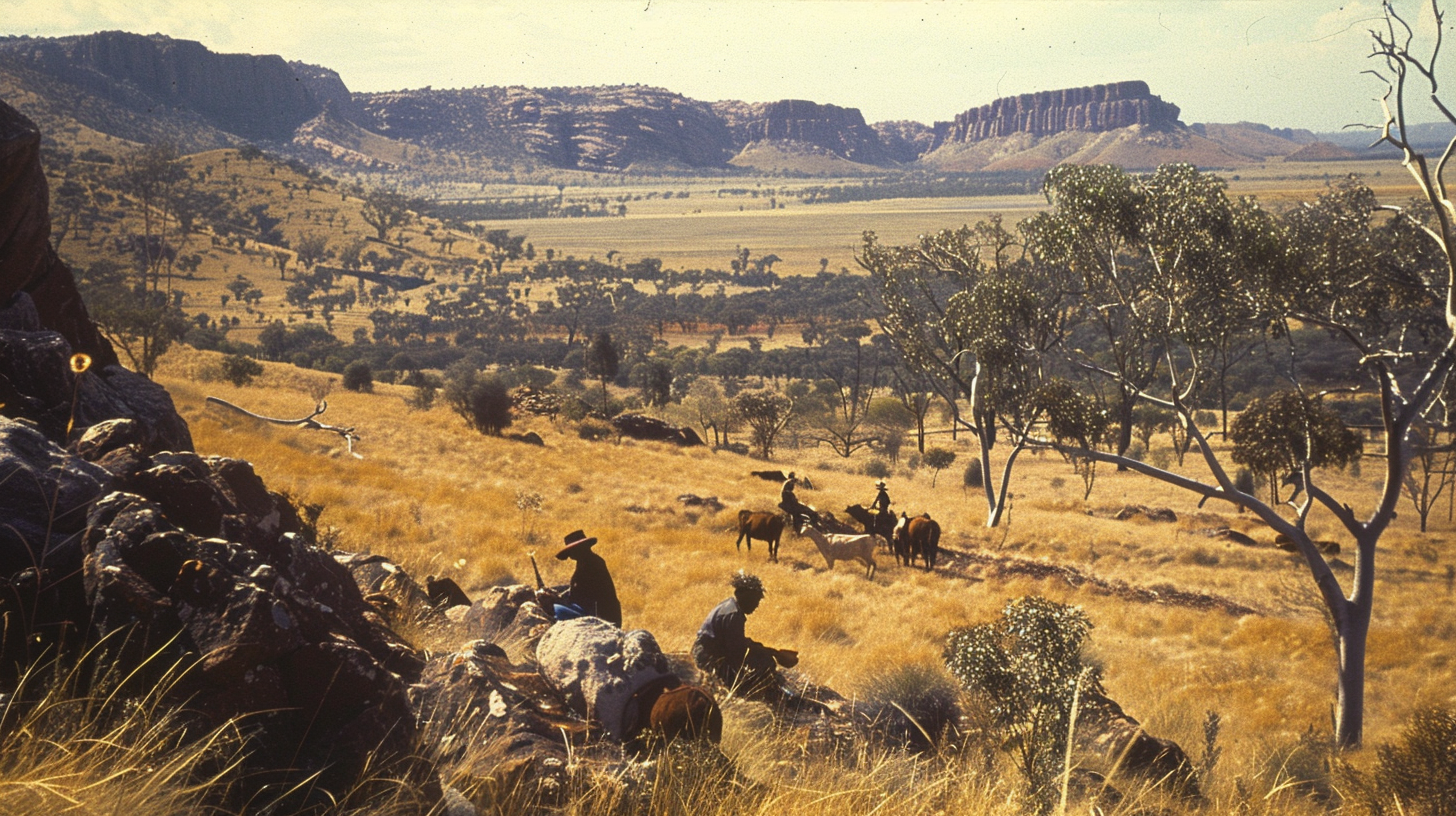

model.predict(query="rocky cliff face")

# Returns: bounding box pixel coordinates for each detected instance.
[0,99,117,367]
[355,84,736,171]
[939,81,1182,145]
[0,32,323,141]
[714,99,893,164]
[287,59,360,122]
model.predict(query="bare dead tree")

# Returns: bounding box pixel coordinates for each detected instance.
[205,396,362,458]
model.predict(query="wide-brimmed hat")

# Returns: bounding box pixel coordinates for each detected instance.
[875,480,887,488]
[556,529,598,560]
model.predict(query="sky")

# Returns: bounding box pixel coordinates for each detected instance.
[4,0,1450,133]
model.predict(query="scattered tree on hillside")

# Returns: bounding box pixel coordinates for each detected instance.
[864,215,1079,526]
[360,187,412,242]
[923,447,957,487]
[734,388,794,459]
[586,331,620,413]
[444,365,513,435]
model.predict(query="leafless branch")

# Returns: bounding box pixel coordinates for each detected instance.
[205,396,362,458]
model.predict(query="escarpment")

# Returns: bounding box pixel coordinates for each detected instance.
[0,31,325,140]
[936,80,1182,145]
[715,98,894,164]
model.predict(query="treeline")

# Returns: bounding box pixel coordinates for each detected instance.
[796,171,1044,204]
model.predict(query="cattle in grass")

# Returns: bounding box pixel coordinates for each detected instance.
[649,684,723,745]
[844,503,896,550]
[894,513,941,571]
[735,510,786,562]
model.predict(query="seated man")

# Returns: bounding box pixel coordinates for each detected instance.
[540,528,623,628]
[692,571,797,701]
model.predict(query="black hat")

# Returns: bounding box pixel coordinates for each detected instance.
[556,529,598,560]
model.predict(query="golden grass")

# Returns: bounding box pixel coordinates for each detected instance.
[140,346,1456,815]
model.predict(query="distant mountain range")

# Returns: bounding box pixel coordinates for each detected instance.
[0,30,1444,179]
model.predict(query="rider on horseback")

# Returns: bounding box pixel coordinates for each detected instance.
[778,472,817,531]
[870,479,893,535]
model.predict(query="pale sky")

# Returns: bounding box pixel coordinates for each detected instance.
[3,0,1447,132]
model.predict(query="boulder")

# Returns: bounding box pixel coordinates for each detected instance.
[611,413,703,446]
[1074,692,1199,798]
[536,618,675,740]
[0,328,192,452]
[455,584,554,651]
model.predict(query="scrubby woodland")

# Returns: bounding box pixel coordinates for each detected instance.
[4,3,1456,816]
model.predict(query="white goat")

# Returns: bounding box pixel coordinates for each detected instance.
[800,526,880,579]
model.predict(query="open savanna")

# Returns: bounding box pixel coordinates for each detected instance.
[151,348,1456,814]
[462,159,1422,280]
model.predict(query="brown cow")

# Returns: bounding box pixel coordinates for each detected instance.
[735,510,785,562]
[649,684,723,745]
[894,513,941,570]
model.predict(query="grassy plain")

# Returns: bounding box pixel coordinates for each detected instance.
[140,346,1456,814]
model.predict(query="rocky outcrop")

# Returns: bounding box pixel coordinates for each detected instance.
[354,85,736,171]
[714,99,892,164]
[0,100,117,367]
[0,32,323,140]
[612,413,703,446]
[872,119,938,163]
[938,81,1181,145]
[536,618,676,741]
[288,60,360,122]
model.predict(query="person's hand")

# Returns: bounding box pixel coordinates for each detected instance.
[535,588,560,608]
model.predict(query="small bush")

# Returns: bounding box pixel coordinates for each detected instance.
[220,353,263,387]
[862,457,891,479]
[857,663,963,752]
[444,367,512,435]
[964,457,983,489]
[1348,706,1456,815]
[342,360,373,393]
[577,418,614,441]
[944,596,1102,813]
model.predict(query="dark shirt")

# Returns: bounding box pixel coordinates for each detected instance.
[781,479,798,504]
[566,549,622,627]
[694,597,756,662]
[871,489,891,514]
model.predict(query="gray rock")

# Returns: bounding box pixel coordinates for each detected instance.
[536,618,674,740]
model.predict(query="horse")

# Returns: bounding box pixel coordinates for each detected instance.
[800,526,879,579]
[735,510,786,562]
[894,513,941,571]
[844,504,896,551]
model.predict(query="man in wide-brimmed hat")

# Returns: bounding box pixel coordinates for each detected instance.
[545,529,622,627]
[693,571,797,701]
[870,478,893,529]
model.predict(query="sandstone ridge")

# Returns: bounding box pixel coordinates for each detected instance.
[938,80,1182,145]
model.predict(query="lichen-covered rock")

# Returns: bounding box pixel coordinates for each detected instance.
[1074,692,1199,798]
[536,618,674,740]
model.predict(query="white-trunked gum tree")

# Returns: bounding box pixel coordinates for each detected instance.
[866,0,1456,750]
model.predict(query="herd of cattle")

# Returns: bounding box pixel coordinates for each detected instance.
[733,490,942,576]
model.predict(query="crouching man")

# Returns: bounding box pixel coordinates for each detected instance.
[692,571,799,701]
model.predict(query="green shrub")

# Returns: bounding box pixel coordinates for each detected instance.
[220,353,263,387]
[943,596,1102,813]
[341,360,373,392]
[443,366,512,435]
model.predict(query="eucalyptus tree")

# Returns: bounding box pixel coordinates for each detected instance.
[1017,2,1456,749]
[863,216,1082,526]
